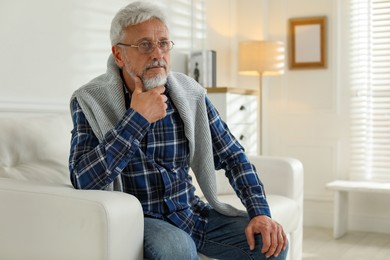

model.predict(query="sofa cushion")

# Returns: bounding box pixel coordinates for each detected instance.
[189,168,300,233]
[216,194,299,234]
[0,113,72,185]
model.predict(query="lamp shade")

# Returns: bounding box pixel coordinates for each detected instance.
[239,41,285,76]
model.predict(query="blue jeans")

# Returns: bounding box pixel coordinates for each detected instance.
[144,209,288,260]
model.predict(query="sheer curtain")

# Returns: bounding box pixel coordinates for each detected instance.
[160,0,206,52]
[153,0,206,73]
[349,0,390,181]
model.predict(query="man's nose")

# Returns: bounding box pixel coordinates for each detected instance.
[150,44,165,59]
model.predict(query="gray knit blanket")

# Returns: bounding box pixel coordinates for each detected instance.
[71,55,245,217]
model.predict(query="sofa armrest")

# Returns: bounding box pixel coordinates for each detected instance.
[248,155,303,201]
[0,178,143,260]
[248,156,304,260]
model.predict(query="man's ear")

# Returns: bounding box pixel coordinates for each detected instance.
[112,45,125,68]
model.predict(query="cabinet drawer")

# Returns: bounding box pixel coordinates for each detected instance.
[207,88,258,155]
[229,124,257,155]
[226,94,257,124]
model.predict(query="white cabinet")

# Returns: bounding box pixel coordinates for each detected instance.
[207,87,258,155]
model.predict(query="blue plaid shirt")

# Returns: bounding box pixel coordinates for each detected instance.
[69,88,270,249]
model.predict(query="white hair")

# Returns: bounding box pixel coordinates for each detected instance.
[110,1,168,46]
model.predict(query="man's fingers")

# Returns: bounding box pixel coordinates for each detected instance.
[261,231,271,254]
[265,225,279,258]
[273,235,284,258]
[244,226,255,251]
[264,223,287,258]
[132,76,144,93]
[153,85,166,95]
[282,230,288,251]
[245,216,288,258]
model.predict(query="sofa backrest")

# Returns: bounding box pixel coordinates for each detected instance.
[188,168,235,198]
[0,113,72,185]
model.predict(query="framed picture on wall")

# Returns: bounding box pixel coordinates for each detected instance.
[188,50,216,88]
[288,16,327,69]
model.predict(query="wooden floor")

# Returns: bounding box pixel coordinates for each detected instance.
[303,227,390,260]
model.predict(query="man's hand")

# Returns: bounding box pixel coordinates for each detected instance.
[129,77,167,123]
[245,215,287,258]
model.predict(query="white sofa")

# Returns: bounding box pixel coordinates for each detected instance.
[0,113,303,260]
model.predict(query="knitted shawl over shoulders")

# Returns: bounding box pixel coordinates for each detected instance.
[71,55,244,217]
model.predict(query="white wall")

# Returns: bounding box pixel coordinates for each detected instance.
[0,0,188,115]
[204,0,237,87]
[265,0,390,234]
[204,0,268,89]
[0,0,118,113]
[264,0,341,228]
[206,0,390,234]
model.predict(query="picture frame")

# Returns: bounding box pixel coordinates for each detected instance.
[288,16,327,69]
[188,50,216,88]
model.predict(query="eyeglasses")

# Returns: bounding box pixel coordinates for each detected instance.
[116,40,175,54]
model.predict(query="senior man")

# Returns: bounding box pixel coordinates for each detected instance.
[69,2,288,259]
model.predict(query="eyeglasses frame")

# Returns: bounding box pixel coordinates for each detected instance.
[116,40,175,54]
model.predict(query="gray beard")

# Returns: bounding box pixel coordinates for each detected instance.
[122,55,168,91]
[142,74,167,91]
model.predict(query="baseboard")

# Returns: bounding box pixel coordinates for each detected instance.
[303,196,390,235]
[303,197,333,228]
[348,214,390,234]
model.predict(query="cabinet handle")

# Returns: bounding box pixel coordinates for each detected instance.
[239,135,245,141]
[239,105,246,111]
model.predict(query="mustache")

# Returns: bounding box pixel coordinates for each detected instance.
[144,60,167,70]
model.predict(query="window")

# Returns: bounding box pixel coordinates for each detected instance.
[349,0,390,181]
[158,0,206,73]
[157,0,206,52]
